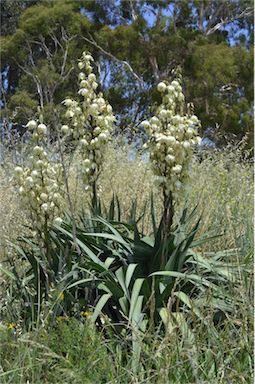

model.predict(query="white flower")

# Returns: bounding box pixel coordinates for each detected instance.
[26,120,37,130]
[172,165,182,174]
[88,73,96,82]
[33,146,43,155]
[78,73,86,81]
[35,160,44,168]
[37,124,47,135]
[78,61,85,69]
[25,176,34,186]
[183,141,190,149]
[167,85,175,93]
[84,54,93,61]
[61,125,69,135]
[171,80,179,88]
[40,193,48,202]
[19,186,25,194]
[53,217,63,226]
[80,139,88,146]
[93,127,101,135]
[14,166,23,176]
[106,105,112,113]
[31,170,39,178]
[80,80,87,88]
[165,155,175,163]
[157,82,167,93]
[41,203,48,212]
[190,115,199,124]
[63,98,73,107]
[65,110,74,118]
[159,109,168,119]
[151,116,159,125]
[79,88,89,97]
[165,136,176,144]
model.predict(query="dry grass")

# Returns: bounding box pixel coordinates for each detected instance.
[0,141,253,257]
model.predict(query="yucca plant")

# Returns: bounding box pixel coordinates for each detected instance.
[53,196,240,335]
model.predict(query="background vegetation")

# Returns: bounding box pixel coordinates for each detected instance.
[0,0,254,146]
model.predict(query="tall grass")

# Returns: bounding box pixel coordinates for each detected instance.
[0,142,252,255]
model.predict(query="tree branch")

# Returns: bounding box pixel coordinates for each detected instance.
[206,7,253,36]
[82,34,144,85]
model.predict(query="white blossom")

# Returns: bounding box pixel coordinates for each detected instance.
[142,79,201,199]
[13,120,64,230]
[61,51,115,192]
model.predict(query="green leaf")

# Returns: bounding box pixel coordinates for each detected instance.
[91,293,112,322]
[104,257,116,269]
[131,295,144,328]
[66,277,96,290]
[57,226,105,267]
[119,296,128,315]
[125,264,138,289]
[129,278,144,321]
[115,266,129,299]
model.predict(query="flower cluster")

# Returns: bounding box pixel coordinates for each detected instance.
[61,52,115,191]
[142,79,201,200]
[14,119,63,229]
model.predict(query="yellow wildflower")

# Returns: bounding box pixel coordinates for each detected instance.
[7,322,16,330]
[80,310,92,318]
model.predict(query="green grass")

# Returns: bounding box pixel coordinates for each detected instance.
[0,310,253,383]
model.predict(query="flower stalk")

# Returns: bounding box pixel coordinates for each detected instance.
[142,77,201,265]
[61,52,115,211]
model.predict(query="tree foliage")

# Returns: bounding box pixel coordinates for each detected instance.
[0,0,253,147]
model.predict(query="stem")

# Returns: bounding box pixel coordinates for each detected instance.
[57,133,80,255]
[91,179,98,214]
[161,190,174,266]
